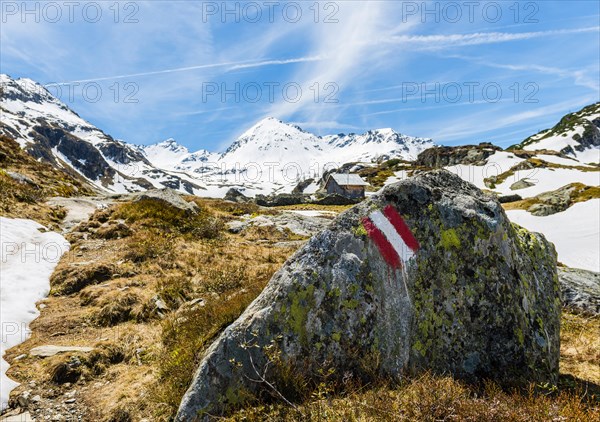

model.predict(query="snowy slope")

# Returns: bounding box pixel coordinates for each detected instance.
[0,74,205,195]
[507,200,600,272]
[0,218,69,410]
[444,150,599,197]
[511,102,600,162]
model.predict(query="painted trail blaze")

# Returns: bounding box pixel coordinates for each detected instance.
[362,205,420,269]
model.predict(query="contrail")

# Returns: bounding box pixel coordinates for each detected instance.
[46,56,325,86]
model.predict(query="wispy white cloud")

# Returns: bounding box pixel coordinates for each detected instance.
[444,54,600,92]
[385,26,599,49]
[427,96,598,142]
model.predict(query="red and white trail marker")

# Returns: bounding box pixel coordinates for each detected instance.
[362,205,420,269]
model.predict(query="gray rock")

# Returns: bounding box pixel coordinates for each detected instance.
[224,188,249,203]
[558,267,600,315]
[510,178,535,190]
[228,212,332,238]
[498,194,522,204]
[527,184,584,216]
[29,345,94,358]
[6,171,36,185]
[527,203,559,217]
[133,189,198,214]
[176,170,560,420]
[254,193,307,207]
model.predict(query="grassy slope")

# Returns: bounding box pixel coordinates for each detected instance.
[5,195,599,421]
[4,198,301,420]
[0,135,95,225]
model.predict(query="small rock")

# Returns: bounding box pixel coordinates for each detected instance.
[498,194,522,203]
[14,354,27,361]
[30,345,94,358]
[31,395,41,403]
[17,391,31,407]
[65,398,76,404]
[510,178,535,190]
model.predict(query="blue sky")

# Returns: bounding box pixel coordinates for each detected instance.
[1,1,599,152]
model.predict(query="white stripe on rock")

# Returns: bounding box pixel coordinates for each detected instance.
[369,210,415,263]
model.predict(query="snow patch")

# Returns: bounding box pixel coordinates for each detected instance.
[507,200,600,272]
[0,218,69,409]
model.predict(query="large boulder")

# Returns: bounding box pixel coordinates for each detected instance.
[176,170,560,420]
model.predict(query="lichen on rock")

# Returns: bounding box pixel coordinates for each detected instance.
[176,170,560,420]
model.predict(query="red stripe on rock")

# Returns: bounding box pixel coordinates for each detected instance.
[383,205,420,252]
[362,216,402,269]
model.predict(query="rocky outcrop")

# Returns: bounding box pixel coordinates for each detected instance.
[224,188,250,203]
[313,193,360,206]
[254,193,307,207]
[558,267,600,315]
[291,178,315,194]
[525,183,597,216]
[29,124,117,183]
[176,170,560,420]
[416,143,501,167]
[226,212,332,237]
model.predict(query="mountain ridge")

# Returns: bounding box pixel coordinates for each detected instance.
[1,74,599,198]
[1,74,434,196]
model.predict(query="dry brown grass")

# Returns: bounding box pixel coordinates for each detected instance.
[4,196,301,420]
[560,313,600,385]
[227,372,599,421]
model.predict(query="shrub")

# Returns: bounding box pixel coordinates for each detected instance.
[156,274,193,309]
[95,291,140,326]
[198,265,248,294]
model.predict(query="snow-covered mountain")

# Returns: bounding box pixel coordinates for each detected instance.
[139,117,433,196]
[510,102,600,164]
[0,74,202,194]
[1,74,434,196]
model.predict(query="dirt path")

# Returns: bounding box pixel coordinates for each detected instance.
[45,197,114,233]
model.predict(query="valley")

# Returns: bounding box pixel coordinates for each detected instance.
[1,74,599,421]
